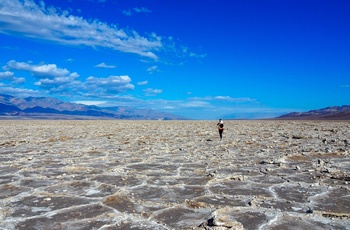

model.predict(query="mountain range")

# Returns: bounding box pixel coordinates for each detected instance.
[275,105,350,120]
[0,94,186,120]
[0,94,349,120]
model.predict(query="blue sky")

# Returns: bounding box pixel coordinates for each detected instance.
[0,0,349,119]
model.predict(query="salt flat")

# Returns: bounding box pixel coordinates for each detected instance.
[0,120,349,230]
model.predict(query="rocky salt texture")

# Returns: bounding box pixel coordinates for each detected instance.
[0,120,349,230]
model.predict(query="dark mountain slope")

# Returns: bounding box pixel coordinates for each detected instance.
[276,105,350,120]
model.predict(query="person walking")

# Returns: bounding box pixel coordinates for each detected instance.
[217,119,224,141]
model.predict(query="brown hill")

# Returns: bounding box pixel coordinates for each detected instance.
[276,105,350,120]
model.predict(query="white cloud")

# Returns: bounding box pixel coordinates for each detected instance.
[0,86,42,97]
[188,96,256,103]
[85,75,134,94]
[94,63,116,68]
[133,7,152,14]
[0,0,161,59]
[214,96,256,102]
[0,71,13,78]
[164,106,175,109]
[122,9,132,16]
[5,60,77,79]
[143,88,162,96]
[123,7,151,16]
[74,100,107,106]
[147,65,158,74]
[0,1,205,64]
[0,71,25,84]
[35,76,78,88]
[4,60,134,96]
[12,77,25,84]
[137,80,148,85]
[189,52,207,58]
[182,101,212,108]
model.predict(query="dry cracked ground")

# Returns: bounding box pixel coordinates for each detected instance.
[0,120,349,230]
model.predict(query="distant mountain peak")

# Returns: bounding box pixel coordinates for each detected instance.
[276,105,350,120]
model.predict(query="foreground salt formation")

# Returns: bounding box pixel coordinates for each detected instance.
[0,120,349,230]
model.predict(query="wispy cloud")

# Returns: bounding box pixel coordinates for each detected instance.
[137,80,148,85]
[214,96,257,102]
[0,46,19,51]
[123,7,152,16]
[181,100,212,108]
[94,63,116,68]
[73,100,107,106]
[0,0,161,59]
[147,65,158,74]
[187,96,257,103]
[0,1,205,63]
[341,84,350,88]
[66,58,74,63]
[134,7,152,14]
[143,88,162,96]
[122,9,132,16]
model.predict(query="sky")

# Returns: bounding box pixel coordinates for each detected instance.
[0,0,349,119]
